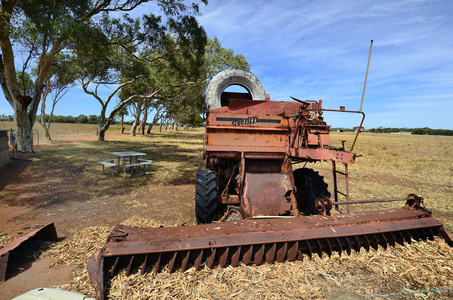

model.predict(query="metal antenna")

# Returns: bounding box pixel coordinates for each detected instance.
[360,40,373,112]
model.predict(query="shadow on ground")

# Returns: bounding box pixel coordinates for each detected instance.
[0,158,32,192]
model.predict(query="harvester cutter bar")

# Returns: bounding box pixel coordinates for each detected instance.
[88,209,452,300]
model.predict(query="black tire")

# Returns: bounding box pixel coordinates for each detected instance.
[205,69,266,110]
[195,167,218,224]
[293,168,331,216]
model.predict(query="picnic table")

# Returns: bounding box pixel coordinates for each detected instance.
[98,151,152,176]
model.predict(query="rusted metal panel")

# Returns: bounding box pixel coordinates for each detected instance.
[102,216,441,255]
[206,129,288,149]
[0,223,57,281]
[242,173,294,217]
[319,133,331,147]
[210,99,318,117]
[288,148,356,163]
[307,133,318,145]
[87,249,105,300]
[206,125,289,131]
[99,209,436,253]
[220,194,240,204]
[110,213,446,257]
[206,146,288,153]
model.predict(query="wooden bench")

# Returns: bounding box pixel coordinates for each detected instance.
[124,159,153,175]
[98,161,117,176]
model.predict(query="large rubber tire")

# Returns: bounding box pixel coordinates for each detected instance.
[195,167,218,224]
[205,69,266,110]
[293,168,331,216]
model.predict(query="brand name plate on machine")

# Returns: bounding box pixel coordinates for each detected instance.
[216,117,281,125]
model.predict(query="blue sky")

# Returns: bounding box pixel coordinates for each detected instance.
[1,0,452,129]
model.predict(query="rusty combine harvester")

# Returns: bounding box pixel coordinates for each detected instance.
[88,70,452,299]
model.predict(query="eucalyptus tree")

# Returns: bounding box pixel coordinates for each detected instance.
[115,104,128,133]
[204,36,250,81]
[161,37,251,125]
[16,71,33,96]
[39,54,78,140]
[0,0,207,151]
[80,9,207,141]
[145,101,166,134]
[128,97,148,136]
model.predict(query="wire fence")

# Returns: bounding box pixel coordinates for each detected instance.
[7,128,40,145]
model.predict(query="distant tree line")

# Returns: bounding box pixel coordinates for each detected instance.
[2,113,105,124]
[37,114,103,124]
[368,127,453,136]
[1,111,205,128]
[31,114,204,128]
[0,115,14,122]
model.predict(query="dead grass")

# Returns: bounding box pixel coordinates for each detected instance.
[0,121,123,141]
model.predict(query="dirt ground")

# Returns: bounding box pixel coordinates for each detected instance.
[0,137,196,299]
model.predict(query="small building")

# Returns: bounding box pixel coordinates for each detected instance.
[0,130,10,168]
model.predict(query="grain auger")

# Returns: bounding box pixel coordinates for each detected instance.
[87,69,453,300]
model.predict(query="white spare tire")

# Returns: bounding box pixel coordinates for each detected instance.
[205,69,266,111]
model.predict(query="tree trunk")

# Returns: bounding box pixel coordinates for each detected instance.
[41,120,52,141]
[139,103,149,135]
[98,125,106,142]
[15,113,34,152]
[1,27,48,152]
[13,97,37,152]
[39,96,52,141]
[140,112,147,135]
[130,114,140,136]
[97,103,126,141]
[147,123,153,134]
[159,121,163,132]
[147,111,161,134]
[130,103,143,136]
[97,104,109,142]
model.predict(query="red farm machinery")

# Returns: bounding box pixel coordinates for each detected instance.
[88,69,452,300]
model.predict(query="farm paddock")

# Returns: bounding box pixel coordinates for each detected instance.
[0,123,452,299]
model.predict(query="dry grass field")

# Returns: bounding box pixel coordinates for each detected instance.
[0,121,126,142]
[1,122,452,299]
[310,131,453,230]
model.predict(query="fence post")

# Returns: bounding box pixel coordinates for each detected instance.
[9,128,16,158]
[35,129,39,146]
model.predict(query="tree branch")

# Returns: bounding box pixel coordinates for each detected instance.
[82,79,105,106]
[87,0,155,19]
